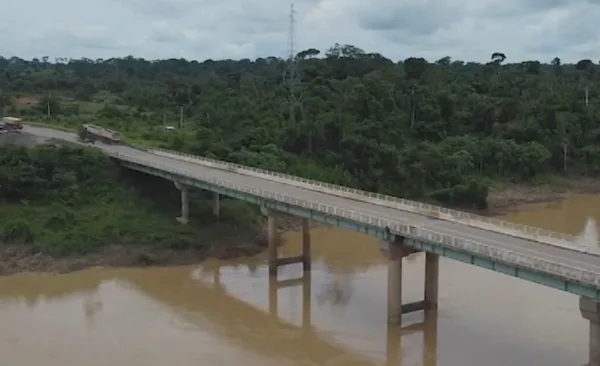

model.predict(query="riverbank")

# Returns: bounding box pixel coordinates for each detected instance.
[486,177,600,215]
[0,213,312,276]
[4,177,600,276]
[0,143,319,276]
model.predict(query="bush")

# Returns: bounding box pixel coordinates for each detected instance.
[0,144,259,255]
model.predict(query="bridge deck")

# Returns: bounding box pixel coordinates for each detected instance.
[23,126,600,276]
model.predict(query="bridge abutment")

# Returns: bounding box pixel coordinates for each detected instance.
[386,238,439,325]
[265,209,311,275]
[174,181,189,224]
[580,297,600,365]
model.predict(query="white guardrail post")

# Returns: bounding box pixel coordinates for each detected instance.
[111,151,600,288]
[148,148,588,252]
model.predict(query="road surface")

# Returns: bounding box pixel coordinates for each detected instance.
[21,125,600,276]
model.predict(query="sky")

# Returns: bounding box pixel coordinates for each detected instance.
[0,0,599,63]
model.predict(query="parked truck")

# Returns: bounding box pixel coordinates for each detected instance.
[0,117,23,132]
[78,124,122,144]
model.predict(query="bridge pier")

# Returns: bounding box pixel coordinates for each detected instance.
[174,181,189,224]
[580,297,600,365]
[266,210,311,275]
[424,252,439,310]
[387,238,439,325]
[213,192,220,217]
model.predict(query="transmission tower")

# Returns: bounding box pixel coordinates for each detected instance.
[287,4,296,63]
[283,4,310,152]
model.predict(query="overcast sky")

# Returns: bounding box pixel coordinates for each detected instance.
[1,0,598,63]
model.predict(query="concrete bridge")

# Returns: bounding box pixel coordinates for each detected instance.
[20,125,600,363]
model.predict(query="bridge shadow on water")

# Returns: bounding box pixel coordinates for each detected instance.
[121,260,438,366]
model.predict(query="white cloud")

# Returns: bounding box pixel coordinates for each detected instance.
[0,0,599,62]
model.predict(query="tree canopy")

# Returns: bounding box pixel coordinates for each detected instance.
[2,44,600,208]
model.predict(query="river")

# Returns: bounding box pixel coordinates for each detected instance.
[1,195,598,366]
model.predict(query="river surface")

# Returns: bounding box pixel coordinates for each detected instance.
[1,195,599,366]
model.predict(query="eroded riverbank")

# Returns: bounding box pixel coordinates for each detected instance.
[487,177,600,215]
[0,213,320,276]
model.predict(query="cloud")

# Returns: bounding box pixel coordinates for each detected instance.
[0,0,599,62]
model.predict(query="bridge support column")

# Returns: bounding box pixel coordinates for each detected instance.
[174,181,189,224]
[386,238,439,325]
[212,192,220,217]
[424,252,439,310]
[301,218,311,272]
[265,209,311,276]
[387,254,402,324]
[267,213,278,275]
[387,240,409,324]
[580,297,600,365]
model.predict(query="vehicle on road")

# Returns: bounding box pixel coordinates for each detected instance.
[78,124,122,144]
[0,117,23,131]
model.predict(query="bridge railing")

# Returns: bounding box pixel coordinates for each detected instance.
[113,150,600,289]
[150,148,584,250]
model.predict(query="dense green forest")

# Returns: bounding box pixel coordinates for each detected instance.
[0,145,259,255]
[2,45,600,208]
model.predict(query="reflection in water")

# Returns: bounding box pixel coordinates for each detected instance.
[3,195,600,365]
[83,292,103,325]
[316,272,354,308]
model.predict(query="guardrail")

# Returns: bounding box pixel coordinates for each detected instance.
[112,150,600,288]
[150,148,589,252]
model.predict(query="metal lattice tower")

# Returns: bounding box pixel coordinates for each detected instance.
[284,4,302,123]
[282,3,311,152]
[287,4,296,63]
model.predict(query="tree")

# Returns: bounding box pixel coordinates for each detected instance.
[3,45,600,209]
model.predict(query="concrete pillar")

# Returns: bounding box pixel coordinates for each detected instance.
[387,242,404,325]
[302,218,311,272]
[424,252,439,310]
[580,297,600,366]
[268,213,278,275]
[212,192,220,217]
[176,185,189,224]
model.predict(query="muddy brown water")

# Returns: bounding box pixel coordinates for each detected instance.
[2,195,599,366]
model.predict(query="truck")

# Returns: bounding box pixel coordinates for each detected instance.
[0,117,23,132]
[78,124,122,145]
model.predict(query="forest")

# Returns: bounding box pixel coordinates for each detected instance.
[1,45,600,208]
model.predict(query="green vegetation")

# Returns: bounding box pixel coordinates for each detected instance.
[1,47,600,209]
[0,144,259,255]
